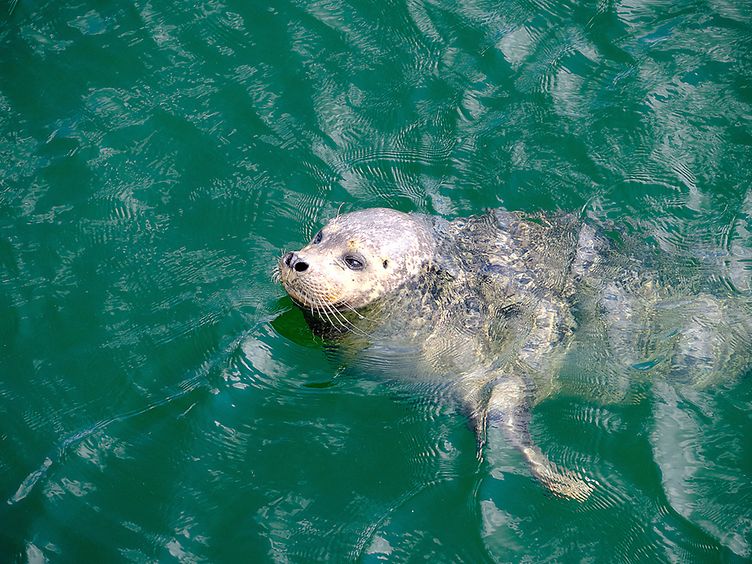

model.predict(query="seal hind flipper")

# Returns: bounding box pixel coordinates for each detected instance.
[480,374,595,501]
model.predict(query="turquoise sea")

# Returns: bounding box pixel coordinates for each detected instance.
[2,0,751,561]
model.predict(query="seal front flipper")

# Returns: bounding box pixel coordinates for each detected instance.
[479,374,595,501]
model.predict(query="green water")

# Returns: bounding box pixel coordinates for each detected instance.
[2,0,752,561]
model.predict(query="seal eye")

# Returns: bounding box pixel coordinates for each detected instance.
[344,255,365,270]
[312,231,323,244]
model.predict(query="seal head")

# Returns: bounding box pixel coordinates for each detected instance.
[278,208,435,312]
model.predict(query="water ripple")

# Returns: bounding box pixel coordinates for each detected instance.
[2,0,752,560]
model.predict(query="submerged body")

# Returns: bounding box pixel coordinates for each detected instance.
[278,208,751,500]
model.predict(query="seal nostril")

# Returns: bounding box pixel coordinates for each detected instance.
[283,252,294,267]
[294,261,309,273]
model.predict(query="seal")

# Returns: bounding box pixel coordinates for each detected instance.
[279,208,435,314]
[277,207,752,501]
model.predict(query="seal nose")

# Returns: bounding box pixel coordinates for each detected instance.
[284,252,309,273]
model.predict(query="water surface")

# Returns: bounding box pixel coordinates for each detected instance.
[1,0,751,561]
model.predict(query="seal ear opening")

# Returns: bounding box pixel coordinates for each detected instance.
[383,259,389,269]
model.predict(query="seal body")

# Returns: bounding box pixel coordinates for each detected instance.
[277,207,752,500]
